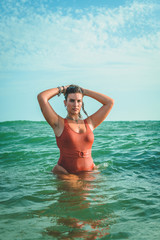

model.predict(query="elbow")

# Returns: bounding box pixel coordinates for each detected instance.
[103,98,114,108]
[37,93,41,102]
[37,93,48,104]
[37,93,44,103]
[111,98,114,106]
[108,98,114,107]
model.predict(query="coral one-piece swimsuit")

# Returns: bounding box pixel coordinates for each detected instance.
[56,119,94,174]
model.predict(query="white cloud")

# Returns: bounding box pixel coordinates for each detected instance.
[0,0,160,71]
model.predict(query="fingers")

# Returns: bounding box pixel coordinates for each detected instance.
[63,85,69,95]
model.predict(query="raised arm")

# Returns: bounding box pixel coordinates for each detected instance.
[37,87,65,129]
[83,88,114,130]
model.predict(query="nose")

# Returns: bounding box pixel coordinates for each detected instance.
[74,101,79,107]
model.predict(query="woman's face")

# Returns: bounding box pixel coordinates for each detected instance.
[64,93,83,116]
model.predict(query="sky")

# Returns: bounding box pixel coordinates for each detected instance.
[0,0,160,121]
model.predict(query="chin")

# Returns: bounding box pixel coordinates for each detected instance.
[72,110,79,114]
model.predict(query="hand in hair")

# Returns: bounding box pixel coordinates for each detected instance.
[63,85,70,95]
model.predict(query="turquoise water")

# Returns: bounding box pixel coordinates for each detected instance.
[0,121,160,240]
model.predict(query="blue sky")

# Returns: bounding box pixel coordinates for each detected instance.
[0,0,160,121]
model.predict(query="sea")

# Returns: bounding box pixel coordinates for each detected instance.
[0,120,160,240]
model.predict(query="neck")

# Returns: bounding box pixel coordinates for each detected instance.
[66,114,79,121]
[66,114,83,121]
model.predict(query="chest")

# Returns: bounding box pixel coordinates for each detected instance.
[58,127,94,150]
[67,121,86,133]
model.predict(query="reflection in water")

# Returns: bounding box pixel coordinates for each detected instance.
[42,171,114,239]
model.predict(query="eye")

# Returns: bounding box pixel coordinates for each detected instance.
[70,99,74,102]
[78,100,81,103]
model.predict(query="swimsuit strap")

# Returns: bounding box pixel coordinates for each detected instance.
[84,119,93,132]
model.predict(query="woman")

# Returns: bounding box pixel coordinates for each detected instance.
[37,85,114,176]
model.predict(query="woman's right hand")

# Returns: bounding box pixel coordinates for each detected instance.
[63,85,70,95]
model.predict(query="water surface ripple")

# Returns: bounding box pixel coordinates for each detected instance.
[0,121,160,239]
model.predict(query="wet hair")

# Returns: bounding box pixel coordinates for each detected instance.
[65,85,83,100]
[65,85,88,117]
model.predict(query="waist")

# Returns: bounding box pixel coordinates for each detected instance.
[60,149,92,158]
